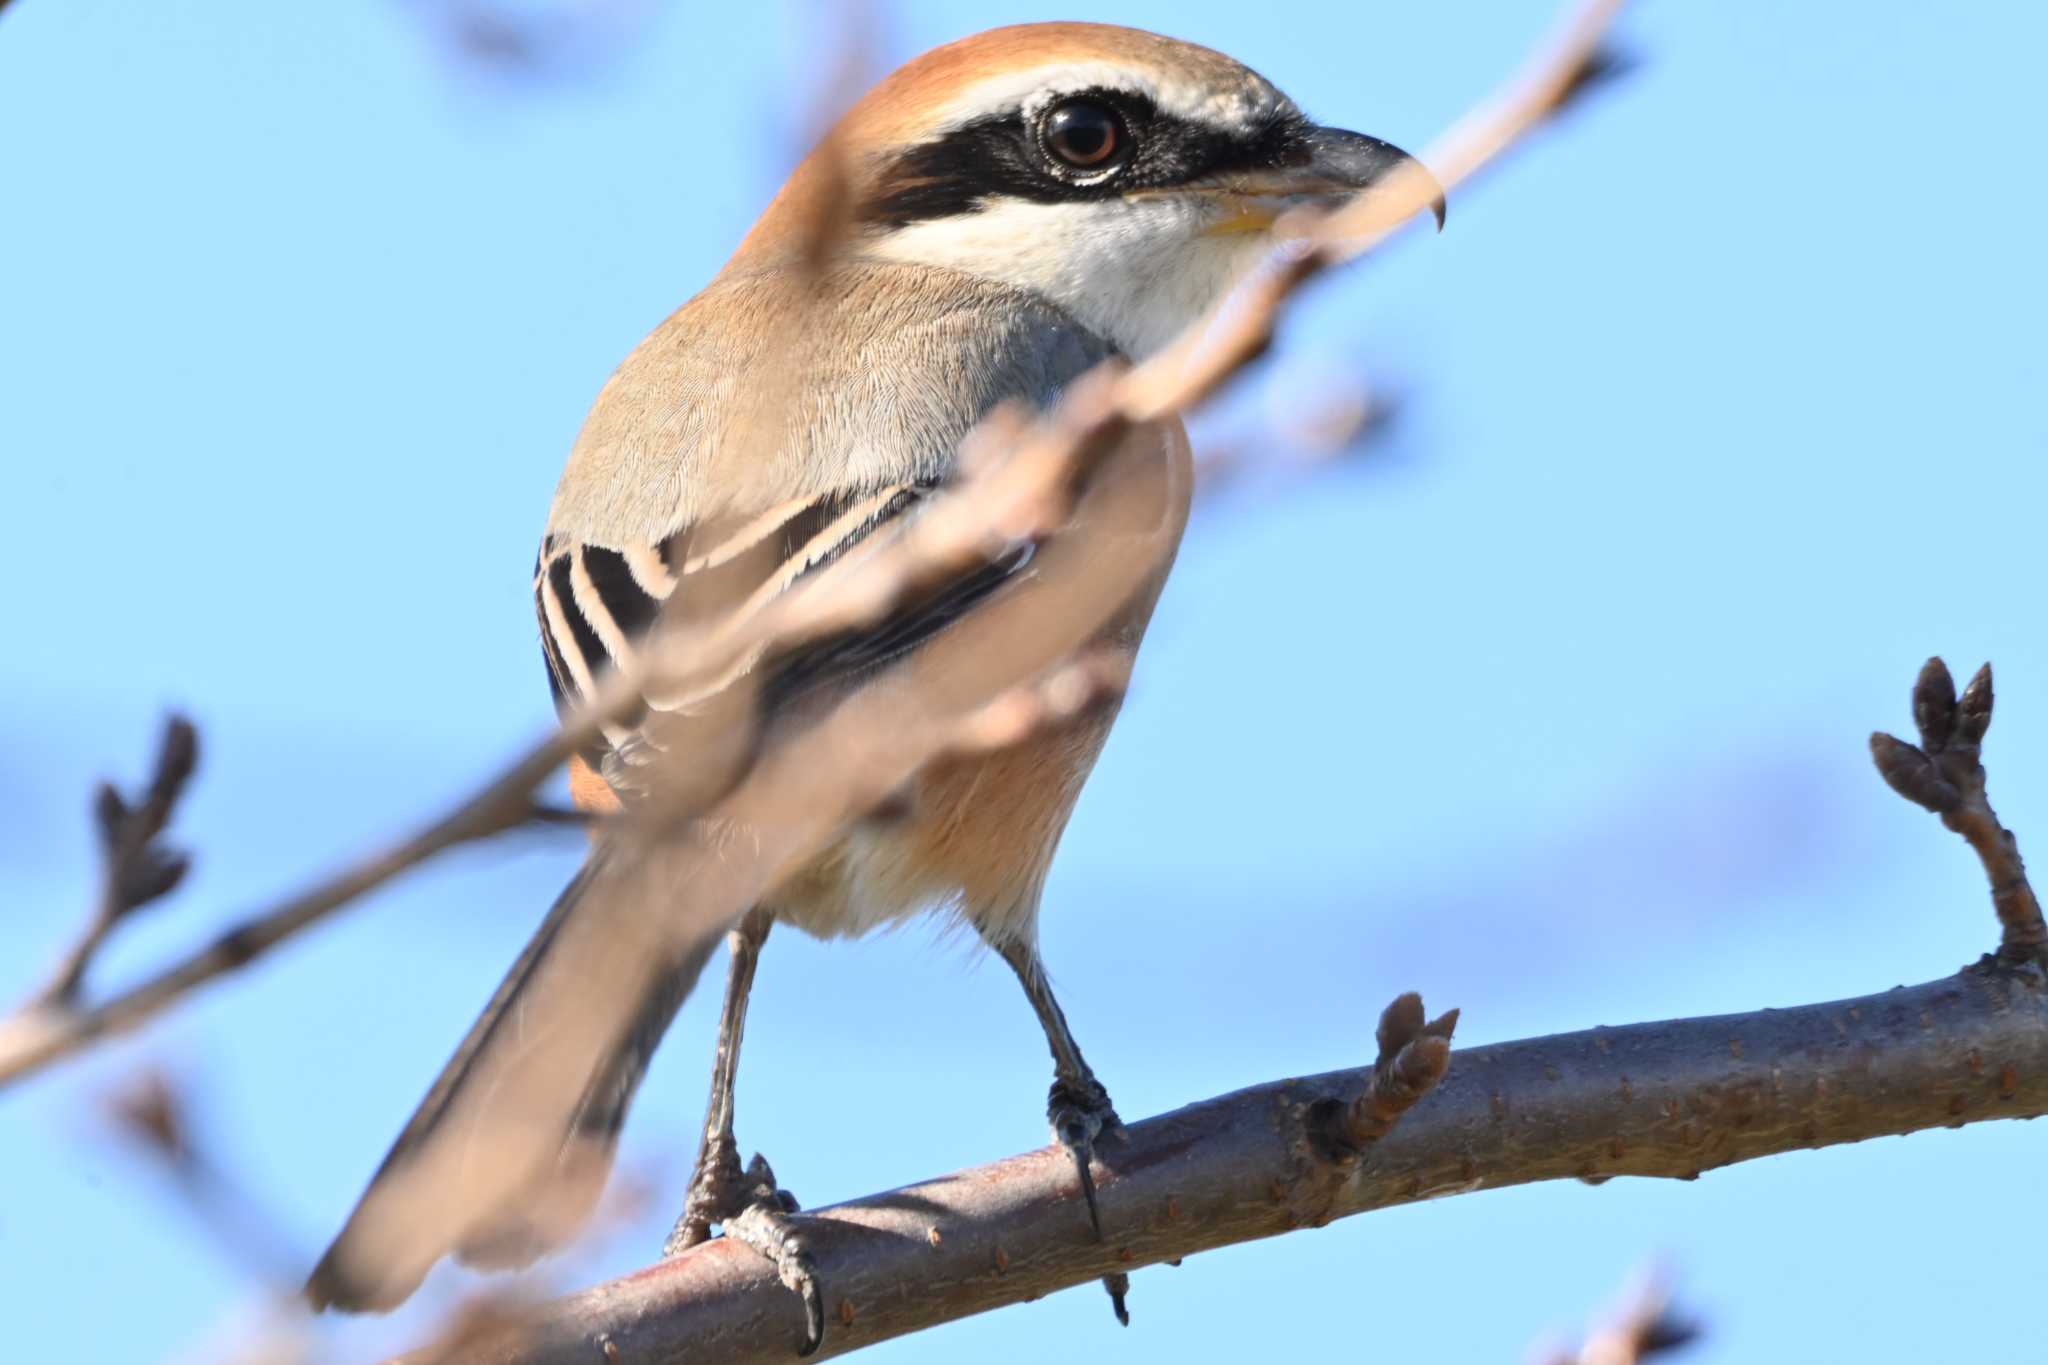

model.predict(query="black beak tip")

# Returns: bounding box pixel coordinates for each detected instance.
[1311,127,1447,232]
[1406,154,1448,232]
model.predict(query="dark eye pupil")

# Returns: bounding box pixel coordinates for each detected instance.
[1045,101,1120,169]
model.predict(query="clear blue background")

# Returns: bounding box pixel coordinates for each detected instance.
[3,2,2042,1360]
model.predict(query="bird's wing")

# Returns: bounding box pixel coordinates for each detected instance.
[538,482,1006,721]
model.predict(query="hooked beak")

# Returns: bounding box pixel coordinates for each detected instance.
[1195,127,1446,237]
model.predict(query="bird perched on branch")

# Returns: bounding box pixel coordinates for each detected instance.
[308,20,1437,1350]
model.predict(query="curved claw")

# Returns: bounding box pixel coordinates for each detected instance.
[1050,1082,1116,1240]
[1045,1075,1127,1324]
[1065,1134,1105,1240]
[1104,1272,1131,1326]
[794,1265,826,1358]
[728,1202,826,1358]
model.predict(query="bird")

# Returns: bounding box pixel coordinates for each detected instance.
[306,20,1438,1350]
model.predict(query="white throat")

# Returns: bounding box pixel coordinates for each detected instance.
[865,195,1271,358]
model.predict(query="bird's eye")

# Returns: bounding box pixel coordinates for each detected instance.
[1040,99,1126,173]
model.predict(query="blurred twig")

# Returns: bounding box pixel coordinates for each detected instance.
[36,715,198,1006]
[1120,0,1630,426]
[1533,1269,1699,1365]
[0,749,580,1090]
[1422,0,1632,196]
[105,1068,304,1286]
[1191,368,1405,495]
[1193,0,1629,495]
[401,0,662,85]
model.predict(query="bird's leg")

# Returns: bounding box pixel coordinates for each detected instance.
[665,908,779,1250]
[662,909,824,1355]
[995,938,1133,1323]
[995,938,1124,1232]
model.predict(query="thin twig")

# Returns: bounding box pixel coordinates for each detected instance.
[1870,657,2047,962]
[1311,991,1459,1159]
[0,782,567,1089]
[36,715,199,1005]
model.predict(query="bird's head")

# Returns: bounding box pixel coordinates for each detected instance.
[735,22,1441,359]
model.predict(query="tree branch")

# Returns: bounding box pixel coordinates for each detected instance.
[406,962,2048,1365]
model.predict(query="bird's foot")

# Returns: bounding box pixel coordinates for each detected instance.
[1048,1076,1132,1326]
[664,1142,824,1357]
[664,1132,797,1252]
[726,1197,826,1357]
[1048,1074,1122,1239]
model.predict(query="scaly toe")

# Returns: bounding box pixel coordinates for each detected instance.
[666,1149,822,1356]
[665,1134,751,1255]
[728,1202,827,1357]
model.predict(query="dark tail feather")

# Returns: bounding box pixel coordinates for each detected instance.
[450,934,705,1271]
[306,842,728,1312]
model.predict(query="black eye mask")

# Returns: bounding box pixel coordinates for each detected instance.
[860,87,1316,229]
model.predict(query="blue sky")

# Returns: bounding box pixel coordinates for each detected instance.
[3,1,2044,1360]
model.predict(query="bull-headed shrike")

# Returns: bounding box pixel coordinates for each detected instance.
[308,20,1437,1349]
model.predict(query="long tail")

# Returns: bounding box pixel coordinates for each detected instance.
[306,841,732,1312]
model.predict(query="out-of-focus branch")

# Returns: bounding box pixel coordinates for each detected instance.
[1192,0,1629,500]
[1119,0,1630,425]
[0,0,1631,1094]
[406,961,2048,1365]
[1535,1269,1700,1365]
[104,1067,305,1287]
[400,0,664,85]
[35,716,199,1006]
[0,749,575,1090]
[1191,368,1404,495]
[1422,0,1631,195]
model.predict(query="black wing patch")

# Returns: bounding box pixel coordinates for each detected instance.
[580,546,661,643]
[759,543,1032,714]
[534,482,1029,772]
[545,555,610,695]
